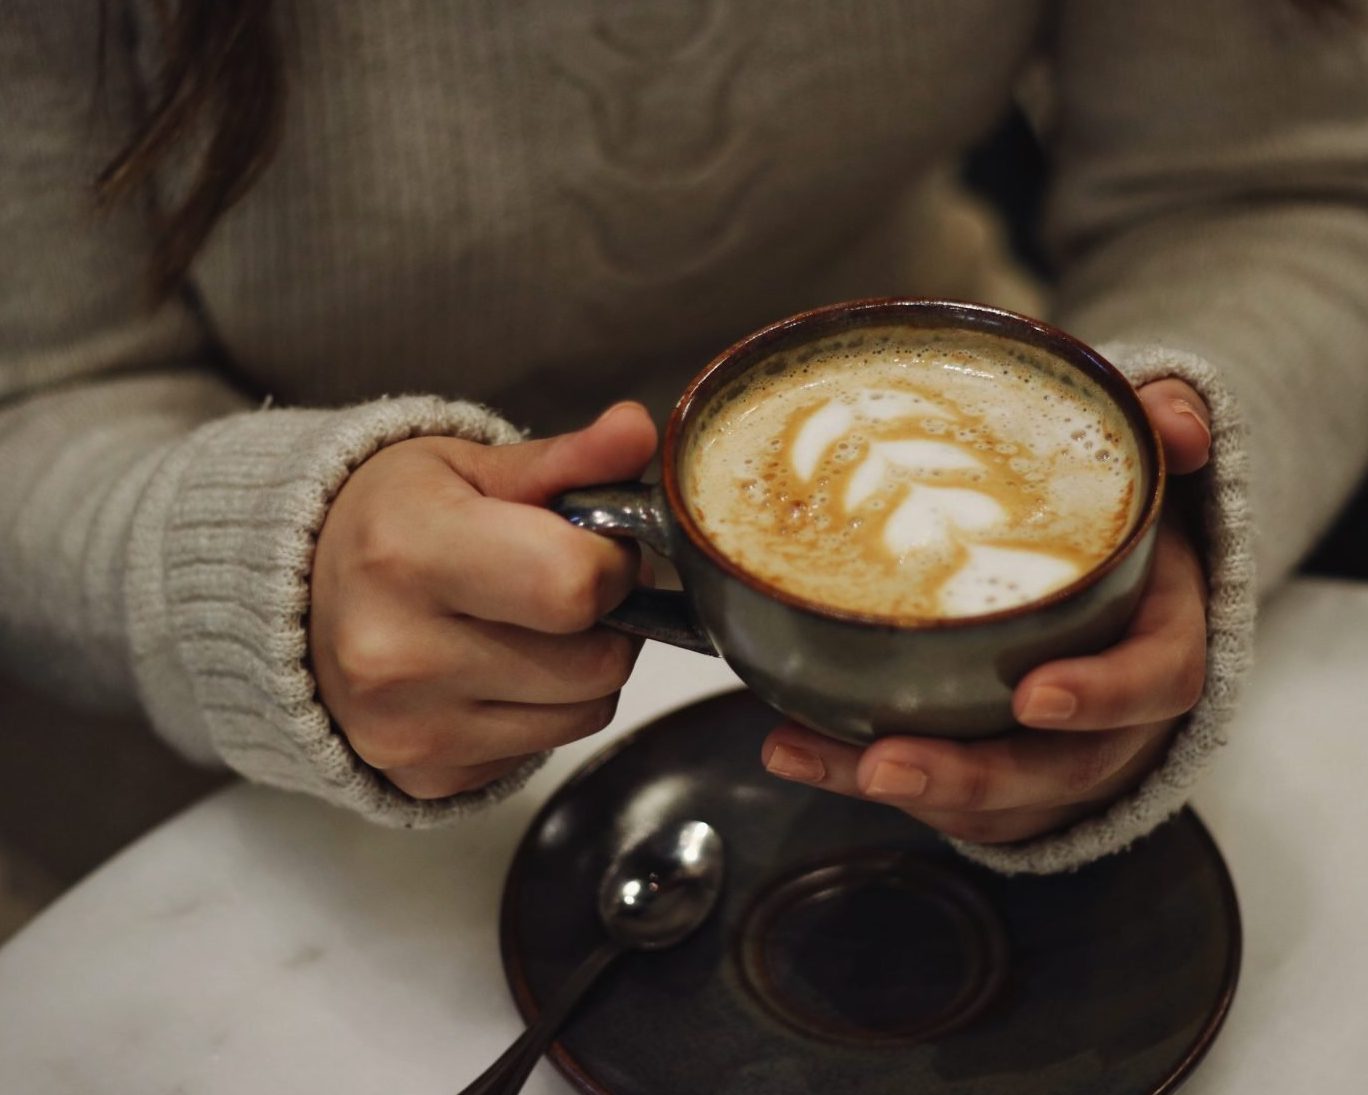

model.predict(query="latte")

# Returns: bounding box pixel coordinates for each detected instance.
[682,325,1142,621]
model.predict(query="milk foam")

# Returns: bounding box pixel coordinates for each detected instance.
[844,442,985,511]
[938,544,1082,617]
[684,326,1142,621]
[883,484,1004,553]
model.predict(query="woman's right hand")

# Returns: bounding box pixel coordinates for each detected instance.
[309,403,658,799]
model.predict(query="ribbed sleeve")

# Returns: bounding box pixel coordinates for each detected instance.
[124,392,550,825]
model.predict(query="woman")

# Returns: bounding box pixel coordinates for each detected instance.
[3,0,1365,875]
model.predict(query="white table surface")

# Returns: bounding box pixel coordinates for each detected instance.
[1,577,1365,1094]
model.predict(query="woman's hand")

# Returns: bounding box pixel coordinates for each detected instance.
[759,379,1213,845]
[309,403,658,799]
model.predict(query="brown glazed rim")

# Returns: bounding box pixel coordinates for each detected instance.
[662,297,1167,630]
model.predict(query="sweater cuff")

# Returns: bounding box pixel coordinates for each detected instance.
[125,394,546,827]
[952,344,1255,874]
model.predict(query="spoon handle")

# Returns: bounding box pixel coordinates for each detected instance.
[457,940,625,1095]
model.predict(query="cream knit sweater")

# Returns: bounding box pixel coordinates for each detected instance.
[4,0,1367,874]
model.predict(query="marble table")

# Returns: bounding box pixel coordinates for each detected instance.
[1,577,1365,1093]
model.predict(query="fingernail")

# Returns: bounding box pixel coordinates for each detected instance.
[865,761,929,799]
[593,400,638,425]
[1169,399,1211,445]
[765,743,826,784]
[1018,685,1078,725]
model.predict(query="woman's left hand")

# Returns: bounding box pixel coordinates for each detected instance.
[758,379,1213,845]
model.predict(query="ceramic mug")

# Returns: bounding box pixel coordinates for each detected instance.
[554,299,1164,744]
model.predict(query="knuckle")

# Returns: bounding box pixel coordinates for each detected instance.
[571,694,620,740]
[352,513,414,579]
[1062,741,1113,798]
[952,764,993,813]
[347,717,439,771]
[539,556,615,634]
[331,621,418,698]
[388,765,484,800]
[584,633,638,692]
[1173,652,1208,713]
[1096,664,1147,727]
[1114,656,1148,704]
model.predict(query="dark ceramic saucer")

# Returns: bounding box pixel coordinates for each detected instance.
[499,691,1240,1095]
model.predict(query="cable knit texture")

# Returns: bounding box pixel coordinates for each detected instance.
[4,0,1367,863]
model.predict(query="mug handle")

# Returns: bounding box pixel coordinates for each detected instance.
[551,484,718,656]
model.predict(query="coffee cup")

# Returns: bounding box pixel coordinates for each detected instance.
[554,298,1164,744]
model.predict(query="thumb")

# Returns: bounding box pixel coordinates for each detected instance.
[451,401,659,504]
[1138,378,1212,476]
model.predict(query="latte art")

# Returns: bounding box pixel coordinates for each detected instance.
[683,326,1142,621]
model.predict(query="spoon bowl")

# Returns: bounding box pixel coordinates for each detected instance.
[460,819,724,1095]
[599,820,725,950]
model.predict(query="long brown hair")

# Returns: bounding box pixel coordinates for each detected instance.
[97,0,283,300]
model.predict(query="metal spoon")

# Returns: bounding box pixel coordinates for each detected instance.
[458,819,725,1095]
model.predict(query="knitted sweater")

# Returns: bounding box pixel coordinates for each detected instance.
[4,0,1367,874]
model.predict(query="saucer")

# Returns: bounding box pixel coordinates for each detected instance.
[499,691,1240,1095]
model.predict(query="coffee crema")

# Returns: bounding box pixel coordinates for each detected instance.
[682,326,1142,621]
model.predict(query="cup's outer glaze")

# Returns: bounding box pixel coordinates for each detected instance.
[562,298,1165,743]
[667,513,1157,742]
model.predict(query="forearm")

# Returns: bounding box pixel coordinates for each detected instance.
[0,366,546,821]
[0,371,247,716]
[1054,200,1368,594]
